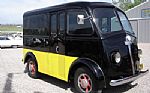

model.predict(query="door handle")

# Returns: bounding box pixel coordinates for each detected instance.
[56,46,59,53]
[53,33,57,38]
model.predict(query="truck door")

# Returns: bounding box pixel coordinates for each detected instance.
[48,12,66,80]
[57,12,66,79]
[48,13,59,77]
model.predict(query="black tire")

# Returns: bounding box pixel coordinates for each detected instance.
[27,58,39,79]
[74,67,100,93]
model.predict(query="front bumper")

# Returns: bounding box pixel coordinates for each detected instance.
[110,70,149,86]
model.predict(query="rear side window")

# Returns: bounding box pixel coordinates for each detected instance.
[23,14,48,36]
[67,9,93,35]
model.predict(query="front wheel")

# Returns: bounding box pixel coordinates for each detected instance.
[74,67,101,93]
[27,58,39,78]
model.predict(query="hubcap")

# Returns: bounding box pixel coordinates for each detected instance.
[78,73,92,93]
[29,61,36,75]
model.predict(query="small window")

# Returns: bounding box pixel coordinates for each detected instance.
[67,9,93,35]
[51,14,57,33]
[59,13,65,33]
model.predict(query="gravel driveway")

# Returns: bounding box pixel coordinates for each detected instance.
[0,43,149,93]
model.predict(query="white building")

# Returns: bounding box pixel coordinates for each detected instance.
[126,1,150,43]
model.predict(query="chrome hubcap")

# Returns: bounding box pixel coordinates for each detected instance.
[78,73,92,93]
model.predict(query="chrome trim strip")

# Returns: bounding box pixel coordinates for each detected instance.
[128,42,135,75]
[125,40,135,75]
[110,70,149,86]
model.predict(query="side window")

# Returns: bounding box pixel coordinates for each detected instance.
[111,16,122,32]
[51,14,57,33]
[59,13,65,33]
[24,14,48,36]
[67,9,93,35]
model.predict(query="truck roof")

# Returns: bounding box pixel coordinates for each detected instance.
[24,2,115,16]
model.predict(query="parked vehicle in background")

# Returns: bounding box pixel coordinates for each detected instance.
[0,36,23,48]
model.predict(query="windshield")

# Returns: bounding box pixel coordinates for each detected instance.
[117,11,133,33]
[93,8,133,33]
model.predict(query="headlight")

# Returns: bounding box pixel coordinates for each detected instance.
[113,52,121,63]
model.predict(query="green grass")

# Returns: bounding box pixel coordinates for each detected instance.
[0,25,23,32]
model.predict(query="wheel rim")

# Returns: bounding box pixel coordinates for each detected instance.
[28,61,36,75]
[78,73,92,93]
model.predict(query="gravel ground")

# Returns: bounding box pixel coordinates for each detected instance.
[0,43,150,93]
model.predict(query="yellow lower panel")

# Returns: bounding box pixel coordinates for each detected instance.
[23,48,78,82]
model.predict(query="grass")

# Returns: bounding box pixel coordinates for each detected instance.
[0,25,23,32]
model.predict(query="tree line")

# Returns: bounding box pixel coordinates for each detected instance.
[112,0,147,11]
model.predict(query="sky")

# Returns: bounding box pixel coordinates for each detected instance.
[0,0,111,24]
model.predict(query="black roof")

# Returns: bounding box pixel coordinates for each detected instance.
[24,2,115,16]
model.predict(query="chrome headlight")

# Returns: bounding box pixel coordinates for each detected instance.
[113,52,121,63]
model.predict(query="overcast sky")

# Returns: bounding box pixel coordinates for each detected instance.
[0,0,111,24]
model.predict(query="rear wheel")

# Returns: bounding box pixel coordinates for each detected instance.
[27,58,39,78]
[74,67,100,93]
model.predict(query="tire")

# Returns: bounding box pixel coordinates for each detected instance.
[74,67,100,93]
[27,58,39,79]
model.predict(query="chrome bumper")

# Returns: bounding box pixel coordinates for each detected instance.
[110,70,149,86]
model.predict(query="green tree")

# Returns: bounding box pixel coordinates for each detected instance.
[112,0,144,11]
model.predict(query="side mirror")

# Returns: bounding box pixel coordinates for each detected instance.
[77,15,85,24]
[77,15,92,24]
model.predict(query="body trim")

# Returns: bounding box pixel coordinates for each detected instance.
[125,39,135,75]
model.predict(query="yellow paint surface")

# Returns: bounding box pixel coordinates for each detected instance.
[23,49,78,81]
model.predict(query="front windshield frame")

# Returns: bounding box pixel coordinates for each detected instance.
[92,8,134,34]
[116,9,134,34]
